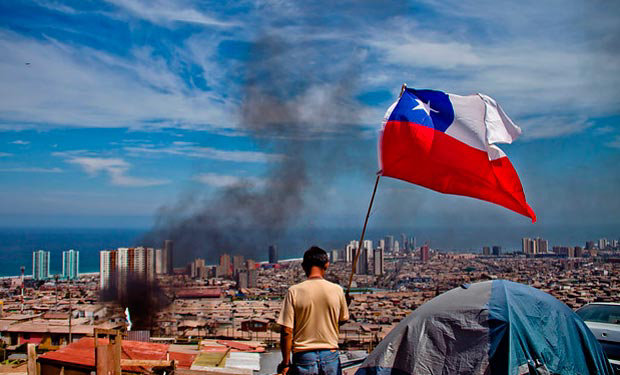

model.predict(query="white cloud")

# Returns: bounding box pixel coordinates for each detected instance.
[124,143,284,163]
[10,140,30,145]
[518,116,594,140]
[33,0,79,14]
[105,0,238,28]
[66,156,169,187]
[606,136,620,149]
[0,31,235,131]
[0,167,62,173]
[594,126,615,135]
[0,152,12,157]
[0,0,618,143]
[368,34,481,69]
[193,172,265,188]
[357,3,620,139]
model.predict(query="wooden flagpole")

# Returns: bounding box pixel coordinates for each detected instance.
[346,171,381,299]
[345,83,407,301]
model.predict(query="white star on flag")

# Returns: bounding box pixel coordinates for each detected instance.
[412,99,438,116]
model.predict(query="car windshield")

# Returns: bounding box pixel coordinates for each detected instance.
[576,304,620,325]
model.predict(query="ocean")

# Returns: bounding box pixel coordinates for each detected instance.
[0,224,617,277]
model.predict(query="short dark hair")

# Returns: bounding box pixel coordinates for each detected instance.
[302,246,328,272]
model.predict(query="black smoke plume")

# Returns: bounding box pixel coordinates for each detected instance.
[143,2,409,263]
[100,277,169,331]
[143,41,371,262]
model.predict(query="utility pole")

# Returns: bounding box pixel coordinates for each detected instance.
[54,274,59,311]
[20,266,25,314]
[68,277,72,344]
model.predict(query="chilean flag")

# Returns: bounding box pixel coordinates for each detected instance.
[380,88,536,222]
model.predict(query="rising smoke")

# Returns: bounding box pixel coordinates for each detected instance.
[143,31,382,262]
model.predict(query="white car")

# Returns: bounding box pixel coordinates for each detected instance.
[576,302,620,374]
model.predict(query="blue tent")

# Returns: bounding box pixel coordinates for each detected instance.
[355,280,612,375]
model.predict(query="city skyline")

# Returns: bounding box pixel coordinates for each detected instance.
[4,229,618,279]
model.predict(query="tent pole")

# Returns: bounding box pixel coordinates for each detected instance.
[346,171,382,300]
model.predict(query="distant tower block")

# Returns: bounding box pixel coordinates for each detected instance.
[163,240,174,275]
[217,254,232,278]
[155,248,163,274]
[373,248,384,276]
[420,244,430,263]
[233,255,245,276]
[492,245,502,256]
[357,247,368,275]
[62,249,80,280]
[268,245,278,264]
[32,250,50,281]
[99,249,117,290]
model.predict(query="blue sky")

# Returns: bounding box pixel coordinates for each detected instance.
[0,0,619,235]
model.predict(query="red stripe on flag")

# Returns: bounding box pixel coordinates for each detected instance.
[380,121,536,222]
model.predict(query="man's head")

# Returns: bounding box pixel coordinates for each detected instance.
[302,246,329,276]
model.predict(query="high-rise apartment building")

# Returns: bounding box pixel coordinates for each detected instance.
[330,249,340,263]
[378,239,385,251]
[248,268,257,288]
[536,238,548,253]
[237,269,248,289]
[100,247,156,294]
[233,255,245,276]
[599,238,608,250]
[32,250,50,281]
[62,249,79,280]
[217,254,232,278]
[145,247,156,282]
[522,237,543,255]
[373,248,384,276]
[268,245,278,264]
[162,240,174,275]
[420,244,430,263]
[357,247,368,275]
[482,246,491,255]
[492,246,502,256]
[363,240,373,262]
[522,237,532,254]
[99,249,117,290]
[236,263,258,289]
[401,234,408,252]
[190,258,208,279]
[155,248,163,274]
[574,246,584,257]
[384,236,394,253]
[246,259,256,271]
[345,241,358,264]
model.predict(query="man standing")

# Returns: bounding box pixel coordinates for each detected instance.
[277,246,349,375]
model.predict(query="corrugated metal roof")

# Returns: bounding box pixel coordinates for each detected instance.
[189,352,259,372]
[227,352,260,371]
[216,340,264,352]
[38,337,169,372]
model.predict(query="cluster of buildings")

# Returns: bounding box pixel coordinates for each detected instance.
[31,249,79,280]
[99,240,174,294]
[333,234,419,277]
[187,254,259,289]
[2,233,616,374]
[520,236,619,257]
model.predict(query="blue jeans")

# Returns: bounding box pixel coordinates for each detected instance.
[292,349,341,375]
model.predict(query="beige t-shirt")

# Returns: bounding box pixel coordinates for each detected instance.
[277,278,349,352]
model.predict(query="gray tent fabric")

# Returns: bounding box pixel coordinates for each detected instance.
[358,282,492,374]
[355,280,613,375]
